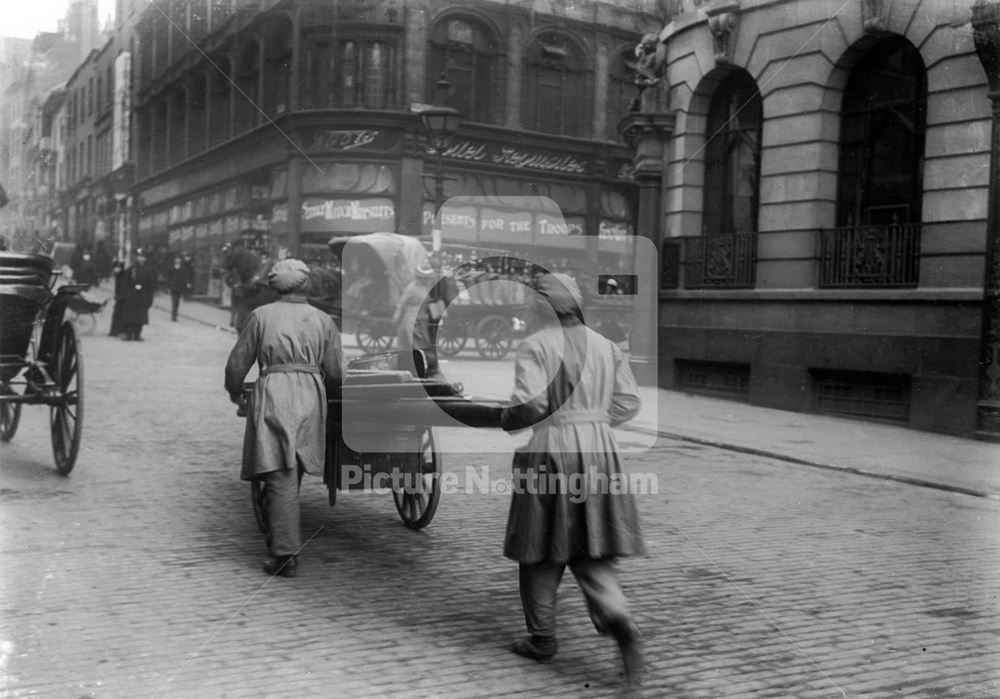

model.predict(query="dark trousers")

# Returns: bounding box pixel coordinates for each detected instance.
[519,559,632,640]
[262,466,303,556]
[122,323,143,340]
[170,291,182,320]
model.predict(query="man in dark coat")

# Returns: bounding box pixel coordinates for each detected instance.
[223,244,262,331]
[120,250,156,341]
[75,251,99,287]
[501,273,645,686]
[108,259,126,336]
[167,256,191,321]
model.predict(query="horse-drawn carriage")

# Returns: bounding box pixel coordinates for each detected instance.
[0,252,85,473]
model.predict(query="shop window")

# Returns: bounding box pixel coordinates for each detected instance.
[523,32,589,137]
[428,16,502,124]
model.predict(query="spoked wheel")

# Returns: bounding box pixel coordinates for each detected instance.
[356,317,394,353]
[72,311,97,335]
[391,428,441,529]
[50,321,83,475]
[475,314,513,360]
[436,317,467,357]
[0,392,21,442]
[251,480,272,550]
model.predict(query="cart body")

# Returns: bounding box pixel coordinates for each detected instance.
[0,252,85,473]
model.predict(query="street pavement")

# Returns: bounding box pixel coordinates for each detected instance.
[0,290,997,698]
[162,290,1000,502]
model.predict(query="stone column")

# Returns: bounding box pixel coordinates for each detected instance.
[618,111,675,385]
[974,1,1000,441]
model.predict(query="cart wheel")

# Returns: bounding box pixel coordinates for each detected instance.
[50,321,83,475]
[0,395,21,442]
[74,311,96,335]
[436,318,467,357]
[474,315,513,360]
[251,480,272,548]
[392,428,441,529]
[356,317,394,352]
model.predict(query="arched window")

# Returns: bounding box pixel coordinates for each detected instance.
[428,16,502,123]
[837,37,926,226]
[523,31,589,137]
[703,70,762,237]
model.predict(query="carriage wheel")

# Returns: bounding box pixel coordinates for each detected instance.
[0,395,21,442]
[436,318,467,357]
[50,321,83,475]
[251,480,273,549]
[74,311,96,335]
[356,317,394,353]
[474,315,513,360]
[391,428,441,529]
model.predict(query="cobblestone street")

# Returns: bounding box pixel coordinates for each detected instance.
[1,301,998,698]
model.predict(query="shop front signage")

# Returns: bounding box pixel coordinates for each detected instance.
[276,197,396,234]
[305,128,399,153]
[441,140,589,175]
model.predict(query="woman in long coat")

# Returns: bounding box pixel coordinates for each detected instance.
[225,258,344,578]
[119,251,156,341]
[501,272,644,685]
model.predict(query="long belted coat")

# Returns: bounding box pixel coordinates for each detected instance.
[224,295,344,481]
[119,263,156,326]
[500,321,644,564]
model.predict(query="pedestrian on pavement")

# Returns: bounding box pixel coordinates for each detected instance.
[75,251,99,288]
[119,250,156,341]
[501,272,645,685]
[108,259,126,336]
[181,252,195,299]
[167,257,191,321]
[224,258,344,578]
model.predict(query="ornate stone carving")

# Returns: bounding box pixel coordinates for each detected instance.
[705,2,740,64]
[624,33,667,112]
[862,0,886,33]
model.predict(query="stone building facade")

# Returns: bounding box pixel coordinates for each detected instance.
[128,0,661,296]
[627,0,999,438]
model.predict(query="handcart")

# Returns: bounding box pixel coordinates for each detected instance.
[0,252,85,474]
[245,349,504,532]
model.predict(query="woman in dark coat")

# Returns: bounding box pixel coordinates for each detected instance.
[120,251,156,341]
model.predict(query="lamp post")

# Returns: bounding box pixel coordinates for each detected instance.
[417,74,463,258]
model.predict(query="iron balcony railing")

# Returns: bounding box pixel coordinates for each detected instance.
[684,232,758,289]
[819,222,920,288]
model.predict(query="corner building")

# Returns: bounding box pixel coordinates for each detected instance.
[639,0,1000,438]
[130,0,660,300]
